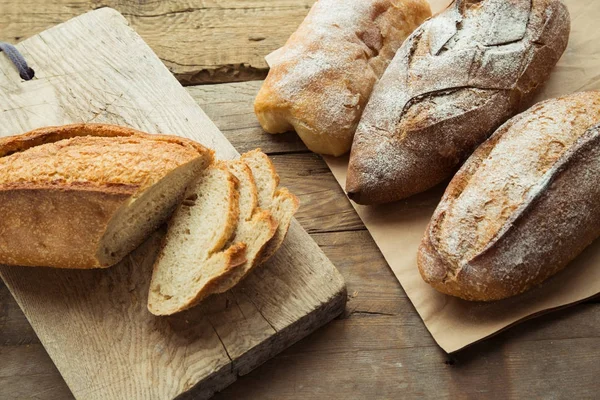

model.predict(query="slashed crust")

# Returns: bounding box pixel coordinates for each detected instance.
[419,92,600,301]
[347,0,571,204]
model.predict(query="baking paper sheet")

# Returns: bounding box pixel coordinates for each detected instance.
[269,0,600,352]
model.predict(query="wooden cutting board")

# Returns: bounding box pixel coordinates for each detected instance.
[0,8,346,400]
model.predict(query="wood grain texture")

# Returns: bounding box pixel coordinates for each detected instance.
[0,8,345,400]
[215,231,600,400]
[0,0,455,85]
[3,1,600,397]
[0,0,314,85]
[3,78,600,397]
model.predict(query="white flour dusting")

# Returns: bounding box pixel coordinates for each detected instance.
[437,92,600,268]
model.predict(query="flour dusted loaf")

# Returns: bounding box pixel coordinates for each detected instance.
[418,91,600,301]
[347,0,571,204]
[254,0,431,156]
[0,124,213,269]
[148,150,298,315]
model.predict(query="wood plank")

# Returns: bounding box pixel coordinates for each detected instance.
[0,0,455,85]
[0,344,72,400]
[0,8,345,400]
[269,153,365,234]
[1,0,314,85]
[3,226,600,399]
[213,230,600,399]
[187,81,307,154]
[212,333,599,399]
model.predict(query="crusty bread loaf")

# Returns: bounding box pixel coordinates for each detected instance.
[347,0,571,204]
[254,0,431,156]
[240,150,299,263]
[418,91,600,301]
[0,124,213,269]
[147,164,247,315]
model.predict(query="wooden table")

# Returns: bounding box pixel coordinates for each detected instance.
[1,2,599,399]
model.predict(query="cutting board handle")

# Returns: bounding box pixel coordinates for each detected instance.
[0,42,34,80]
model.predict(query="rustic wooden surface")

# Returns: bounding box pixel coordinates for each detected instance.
[0,0,452,85]
[1,0,315,85]
[1,1,600,399]
[3,76,600,398]
[0,9,345,400]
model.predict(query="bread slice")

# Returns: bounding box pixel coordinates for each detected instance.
[0,124,213,269]
[147,150,298,315]
[147,163,247,316]
[209,160,278,294]
[241,150,299,263]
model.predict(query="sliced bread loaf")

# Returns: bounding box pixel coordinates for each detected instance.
[147,150,298,315]
[241,150,299,263]
[0,123,213,269]
[147,163,246,316]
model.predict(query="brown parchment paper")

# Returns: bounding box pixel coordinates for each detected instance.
[268,0,600,353]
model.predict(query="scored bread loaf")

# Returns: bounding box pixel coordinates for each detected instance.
[254,0,431,156]
[418,91,600,301]
[346,0,571,204]
[148,150,298,315]
[147,163,247,315]
[0,124,213,269]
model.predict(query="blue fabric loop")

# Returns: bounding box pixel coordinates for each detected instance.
[0,42,34,81]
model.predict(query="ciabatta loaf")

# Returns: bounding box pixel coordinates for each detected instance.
[0,124,212,269]
[347,0,571,204]
[254,0,431,156]
[148,164,246,315]
[419,92,600,301]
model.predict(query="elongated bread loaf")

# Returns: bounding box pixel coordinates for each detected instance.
[347,0,570,204]
[418,91,600,301]
[0,124,212,269]
[254,0,431,156]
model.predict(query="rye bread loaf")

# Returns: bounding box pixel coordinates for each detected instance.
[254,0,431,156]
[0,124,213,269]
[418,91,600,301]
[346,0,571,204]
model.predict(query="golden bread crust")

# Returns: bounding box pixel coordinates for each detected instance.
[0,123,212,269]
